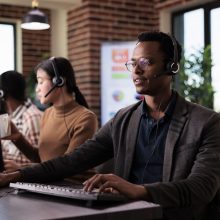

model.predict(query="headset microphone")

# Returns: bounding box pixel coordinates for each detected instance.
[153,72,166,79]
[153,68,179,78]
[44,84,57,98]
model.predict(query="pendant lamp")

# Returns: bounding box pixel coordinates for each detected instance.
[21,0,50,30]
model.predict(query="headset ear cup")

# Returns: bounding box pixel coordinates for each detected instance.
[166,34,180,76]
[0,90,4,99]
[166,61,179,75]
[52,76,65,87]
[170,62,179,74]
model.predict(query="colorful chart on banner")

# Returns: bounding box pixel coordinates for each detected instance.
[101,42,142,125]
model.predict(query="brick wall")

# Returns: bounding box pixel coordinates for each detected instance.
[0,4,51,77]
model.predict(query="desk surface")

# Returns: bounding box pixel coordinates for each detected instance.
[0,187,162,220]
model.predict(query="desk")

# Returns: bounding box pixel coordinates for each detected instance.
[0,187,162,220]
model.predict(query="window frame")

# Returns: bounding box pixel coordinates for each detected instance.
[172,1,220,47]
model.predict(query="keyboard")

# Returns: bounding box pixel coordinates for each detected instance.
[9,182,127,202]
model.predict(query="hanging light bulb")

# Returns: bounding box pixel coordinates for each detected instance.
[21,0,50,30]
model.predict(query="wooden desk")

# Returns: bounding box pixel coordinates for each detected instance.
[0,187,162,220]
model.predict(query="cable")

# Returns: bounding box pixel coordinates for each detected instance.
[61,88,71,142]
[140,99,162,184]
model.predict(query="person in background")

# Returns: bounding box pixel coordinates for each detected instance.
[1,32,220,220]
[1,57,98,183]
[0,71,42,172]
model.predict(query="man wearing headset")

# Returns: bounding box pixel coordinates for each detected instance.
[1,31,220,220]
[0,71,42,172]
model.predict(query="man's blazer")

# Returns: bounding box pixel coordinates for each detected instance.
[21,92,220,220]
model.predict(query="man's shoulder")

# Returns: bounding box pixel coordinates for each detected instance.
[113,101,142,119]
[176,94,220,119]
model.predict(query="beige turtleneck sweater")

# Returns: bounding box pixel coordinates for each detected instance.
[39,101,98,162]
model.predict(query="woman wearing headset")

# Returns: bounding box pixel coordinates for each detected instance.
[3,57,98,183]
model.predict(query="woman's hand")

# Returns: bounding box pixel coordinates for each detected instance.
[83,173,149,200]
[4,160,21,173]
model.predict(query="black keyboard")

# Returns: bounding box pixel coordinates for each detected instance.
[10,182,127,202]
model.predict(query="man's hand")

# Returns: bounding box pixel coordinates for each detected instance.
[0,171,22,187]
[4,160,21,173]
[0,172,12,187]
[83,173,149,200]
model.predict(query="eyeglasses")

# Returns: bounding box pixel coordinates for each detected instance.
[125,57,151,72]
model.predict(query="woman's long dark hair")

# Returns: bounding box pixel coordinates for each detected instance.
[35,57,89,108]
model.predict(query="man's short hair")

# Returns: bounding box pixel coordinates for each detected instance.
[137,31,182,62]
[0,70,26,101]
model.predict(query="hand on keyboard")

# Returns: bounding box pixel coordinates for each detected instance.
[83,173,149,200]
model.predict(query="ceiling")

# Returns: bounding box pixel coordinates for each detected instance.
[0,0,82,10]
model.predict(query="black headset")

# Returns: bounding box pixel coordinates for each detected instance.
[50,57,65,87]
[0,75,4,99]
[44,57,65,98]
[0,90,4,99]
[165,34,180,75]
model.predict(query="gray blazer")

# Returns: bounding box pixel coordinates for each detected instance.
[22,93,220,220]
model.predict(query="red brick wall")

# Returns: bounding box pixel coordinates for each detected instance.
[67,0,160,121]
[0,4,51,77]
